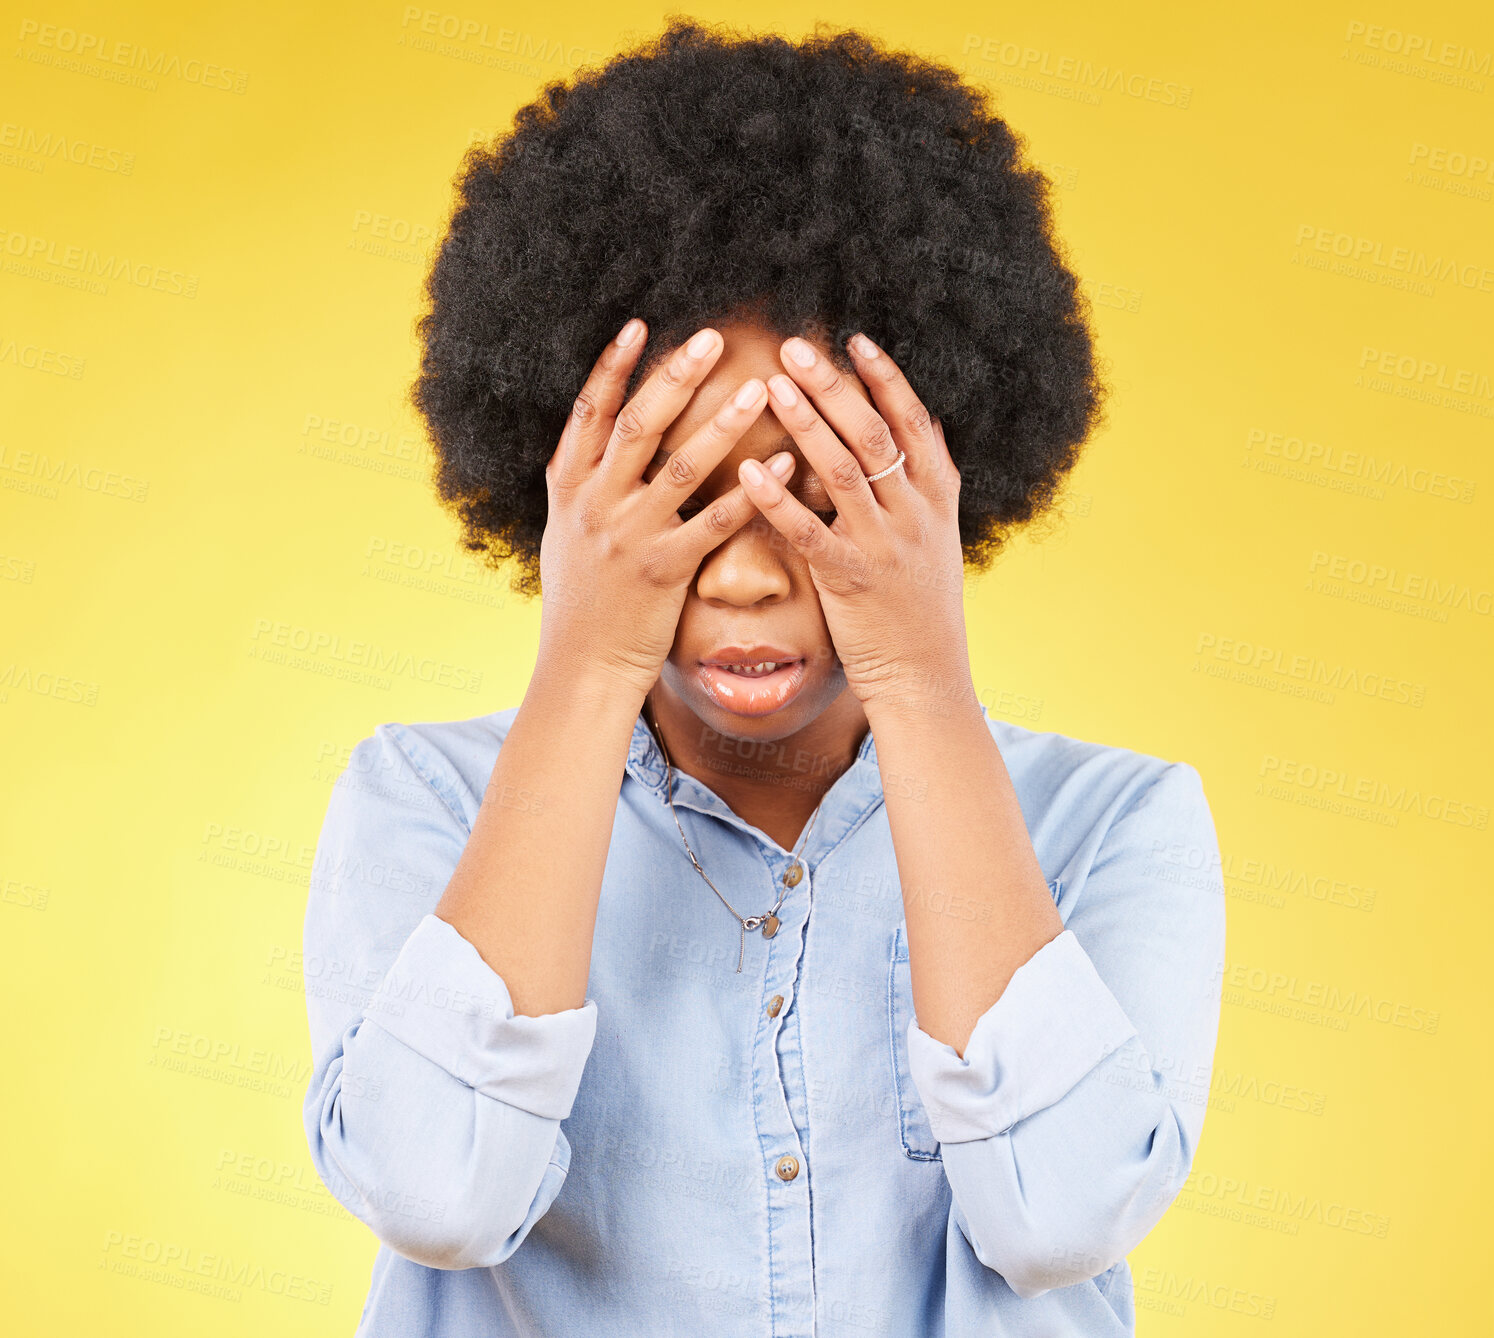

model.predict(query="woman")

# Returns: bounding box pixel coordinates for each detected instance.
[303,19,1225,1336]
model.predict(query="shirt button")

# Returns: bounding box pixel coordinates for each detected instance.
[782,863,803,887]
[775,1155,800,1181]
[766,994,784,1018]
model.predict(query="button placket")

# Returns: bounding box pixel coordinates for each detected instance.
[762,852,808,1016]
[753,849,816,1336]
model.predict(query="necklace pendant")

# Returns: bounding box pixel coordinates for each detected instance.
[761,914,780,939]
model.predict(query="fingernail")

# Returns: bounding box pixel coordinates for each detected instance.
[733,379,764,409]
[741,459,765,486]
[616,317,644,347]
[850,331,879,358]
[768,375,798,406]
[688,328,719,357]
[785,338,816,367]
[767,452,794,479]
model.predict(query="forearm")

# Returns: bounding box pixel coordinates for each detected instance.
[866,673,1064,1057]
[434,658,645,1017]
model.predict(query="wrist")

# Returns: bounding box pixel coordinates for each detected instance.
[529,650,651,720]
[859,660,979,728]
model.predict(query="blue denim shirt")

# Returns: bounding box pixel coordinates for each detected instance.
[302,701,1225,1336]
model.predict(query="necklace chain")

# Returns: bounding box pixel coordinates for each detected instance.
[649,709,823,973]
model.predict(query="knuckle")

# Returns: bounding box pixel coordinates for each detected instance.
[790,514,822,550]
[902,401,934,438]
[829,454,867,492]
[571,389,600,426]
[658,357,690,391]
[860,418,897,457]
[613,405,646,443]
[665,451,700,488]
[703,500,736,535]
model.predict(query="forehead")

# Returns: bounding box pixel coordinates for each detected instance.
[650,319,872,490]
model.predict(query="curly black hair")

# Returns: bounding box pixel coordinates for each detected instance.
[411,16,1107,598]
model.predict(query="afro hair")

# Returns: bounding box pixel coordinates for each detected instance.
[410,16,1107,597]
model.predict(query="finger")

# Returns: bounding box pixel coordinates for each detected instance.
[763,371,881,528]
[552,317,648,487]
[778,336,912,503]
[599,326,724,486]
[735,453,852,573]
[927,414,961,510]
[639,377,769,527]
[664,451,797,570]
[843,330,947,483]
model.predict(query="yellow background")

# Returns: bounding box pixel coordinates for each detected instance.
[3,1,1489,1332]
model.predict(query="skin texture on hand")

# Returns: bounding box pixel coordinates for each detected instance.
[636,317,973,847]
[536,318,795,703]
[736,328,973,716]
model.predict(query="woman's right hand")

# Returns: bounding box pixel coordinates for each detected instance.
[535,318,795,702]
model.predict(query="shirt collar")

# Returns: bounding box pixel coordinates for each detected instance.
[623,707,885,856]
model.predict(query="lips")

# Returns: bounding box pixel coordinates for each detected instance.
[702,645,806,669]
[696,646,809,716]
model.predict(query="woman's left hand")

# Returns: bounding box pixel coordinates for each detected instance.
[737,332,974,715]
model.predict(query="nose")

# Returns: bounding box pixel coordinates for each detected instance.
[693,512,792,607]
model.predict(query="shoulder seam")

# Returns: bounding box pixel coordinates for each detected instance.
[375,723,472,835]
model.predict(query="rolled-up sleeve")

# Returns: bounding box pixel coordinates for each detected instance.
[902,761,1226,1300]
[302,725,598,1271]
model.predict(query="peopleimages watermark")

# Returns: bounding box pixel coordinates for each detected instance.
[1307,551,1493,619]
[247,617,484,693]
[15,20,250,93]
[1342,20,1492,78]
[1259,753,1488,830]
[1245,427,1475,503]
[98,1230,330,1304]
[0,334,87,377]
[0,226,199,298]
[1293,224,1494,294]
[0,121,136,174]
[958,33,1193,109]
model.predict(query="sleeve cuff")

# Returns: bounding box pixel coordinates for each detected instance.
[361,913,598,1121]
[904,928,1138,1144]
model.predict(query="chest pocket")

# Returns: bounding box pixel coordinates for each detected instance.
[886,924,941,1161]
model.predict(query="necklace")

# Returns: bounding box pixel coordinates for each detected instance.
[648,709,823,974]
